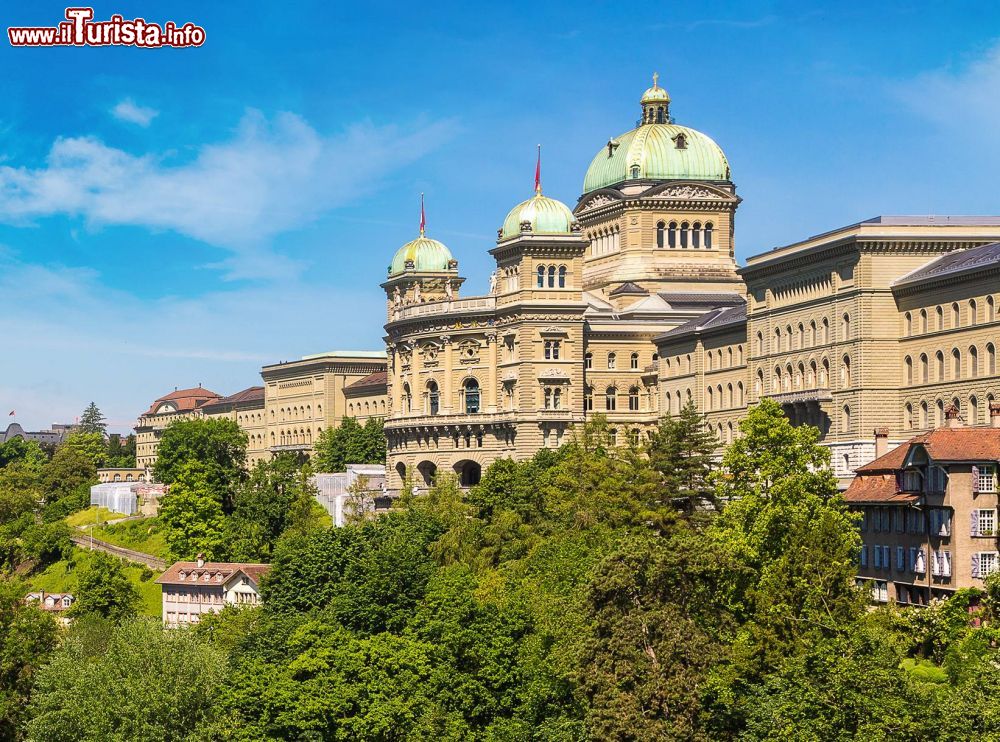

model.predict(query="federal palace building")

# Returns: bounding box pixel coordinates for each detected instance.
[136,75,1000,493]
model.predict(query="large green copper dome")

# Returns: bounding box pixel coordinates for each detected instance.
[582,76,730,193]
[501,192,577,240]
[388,234,454,276]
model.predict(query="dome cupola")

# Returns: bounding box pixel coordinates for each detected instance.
[388,195,456,276]
[500,146,579,240]
[582,73,731,193]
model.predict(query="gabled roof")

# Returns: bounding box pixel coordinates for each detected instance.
[655,302,747,342]
[155,561,270,587]
[345,370,388,392]
[143,387,222,416]
[856,428,1000,473]
[608,281,649,297]
[655,292,744,310]
[843,474,919,504]
[893,241,1000,288]
[200,386,264,412]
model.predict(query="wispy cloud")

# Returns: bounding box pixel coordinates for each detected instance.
[894,40,1000,151]
[0,111,458,279]
[111,98,159,127]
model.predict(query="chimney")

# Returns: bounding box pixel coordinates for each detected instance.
[196,553,205,568]
[945,404,961,428]
[874,427,889,459]
[991,402,1000,428]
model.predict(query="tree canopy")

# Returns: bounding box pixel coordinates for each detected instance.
[312,417,386,473]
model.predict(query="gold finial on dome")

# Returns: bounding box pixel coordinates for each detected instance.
[652,71,659,88]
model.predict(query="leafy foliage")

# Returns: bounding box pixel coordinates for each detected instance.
[69,550,140,622]
[153,417,247,502]
[157,462,228,561]
[77,402,107,436]
[312,417,386,473]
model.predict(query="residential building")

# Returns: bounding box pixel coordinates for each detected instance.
[846,404,1000,605]
[25,591,75,626]
[155,556,269,626]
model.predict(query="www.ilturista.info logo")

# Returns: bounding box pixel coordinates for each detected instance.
[8,7,205,48]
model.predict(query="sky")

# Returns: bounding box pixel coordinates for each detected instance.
[2,0,1000,433]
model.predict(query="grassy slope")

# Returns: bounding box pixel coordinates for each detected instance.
[27,547,163,618]
[90,518,170,560]
[65,506,118,528]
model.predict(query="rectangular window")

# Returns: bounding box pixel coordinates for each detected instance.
[873,543,881,569]
[980,465,998,493]
[883,545,891,570]
[896,546,905,571]
[903,470,921,491]
[859,545,867,568]
[874,580,888,602]
[979,508,997,537]
[980,552,999,577]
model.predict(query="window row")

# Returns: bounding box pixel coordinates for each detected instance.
[655,221,714,249]
[859,505,951,535]
[401,379,481,415]
[756,315,849,355]
[270,428,319,446]
[347,400,387,416]
[535,264,568,288]
[589,226,621,257]
[904,395,998,430]
[271,404,322,422]
[759,356,850,393]
[903,296,997,336]
[585,351,655,370]
[903,344,997,384]
[583,386,646,412]
[237,412,264,426]
[705,382,745,411]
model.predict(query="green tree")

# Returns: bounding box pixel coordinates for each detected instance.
[153,418,247,504]
[39,445,96,504]
[70,551,140,622]
[226,454,321,562]
[0,578,58,740]
[27,617,227,742]
[0,438,46,471]
[158,462,227,560]
[61,432,107,469]
[647,398,718,518]
[312,417,386,473]
[20,521,72,565]
[78,402,107,436]
[104,434,136,469]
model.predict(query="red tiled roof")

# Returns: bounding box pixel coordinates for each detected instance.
[143,387,222,415]
[857,427,1000,473]
[155,561,270,587]
[843,473,919,504]
[345,370,388,391]
[200,386,265,411]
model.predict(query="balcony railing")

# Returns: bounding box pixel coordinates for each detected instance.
[393,296,496,321]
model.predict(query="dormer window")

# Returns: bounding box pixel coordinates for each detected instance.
[673,133,688,150]
[630,165,640,179]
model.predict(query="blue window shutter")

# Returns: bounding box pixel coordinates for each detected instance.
[972,509,980,537]
[973,465,980,494]
[874,545,881,569]
[972,553,981,579]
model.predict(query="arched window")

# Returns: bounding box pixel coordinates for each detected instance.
[608,352,616,369]
[952,302,960,328]
[841,355,851,387]
[822,317,830,343]
[737,381,745,406]
[547,265,556,288]
[680,221,689,248]
[970,299,978,325]
[463,378,480,414]
[427,381,439,415]
[989,296,996,322]
[656,221,666,248]
[558,265,567,288]
[773,366,781,392]
[584,386,593,411]
[797,324,804,349]
[920,353,929,383]
[904,312,912,336]
[692,221,702,248]
[952,348,961,379]
[842,405,851,433]
[936,351,944,381]
[904,356,913,385]
[920,308,928,333]
[707,386,714,411]
[553,387,562,410]
[628,386,640,411]
[707,352,714,372]
[536,265,545,288]
[935,305,943,330]
[543,388,552,410]
[920,401,929,428]
[988,343,997,375]
[630,352,639,370]
[605,387,617,411]
[402,383,412,413]
[704,222,713,249]
[668,221,677,248]
[841,313,851,339]
[756,331,763,355]
[905,403,913,429]
[727,383,735,408]
[970,346,979,377]
[970,395,980,425]
[585,352,592,370]
[756,369,764,395]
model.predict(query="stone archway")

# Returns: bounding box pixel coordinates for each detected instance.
[453,459,482,487]
[417,460,437,487]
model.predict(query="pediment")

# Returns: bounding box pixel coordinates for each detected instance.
[644,182,733,201]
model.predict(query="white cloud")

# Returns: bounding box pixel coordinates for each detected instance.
[895,41,1000,148]
[0,111,457,278]
[111,98,159,127]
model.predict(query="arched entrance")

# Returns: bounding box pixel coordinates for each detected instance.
[417,460,437,487]
[454,459,481,487]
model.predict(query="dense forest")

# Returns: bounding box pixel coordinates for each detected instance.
[3,401,1000,740]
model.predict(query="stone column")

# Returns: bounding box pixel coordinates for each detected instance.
[410,340,421,414]
[486,333,498,412]
[442,336,453,413]
[387,345,399,417]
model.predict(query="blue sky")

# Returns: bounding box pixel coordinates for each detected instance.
[2,1,1000,433]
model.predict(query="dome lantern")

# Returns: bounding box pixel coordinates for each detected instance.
[641,71,671,124]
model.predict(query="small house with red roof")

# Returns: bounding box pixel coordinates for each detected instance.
[155,554,270,627]
[846,403,1000,605]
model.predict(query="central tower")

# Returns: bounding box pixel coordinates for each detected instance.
[574,74,743,299]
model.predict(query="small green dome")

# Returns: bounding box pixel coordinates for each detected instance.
[388,234,454,276]
[501,192,577,240]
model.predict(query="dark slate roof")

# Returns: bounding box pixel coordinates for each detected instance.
[345,370,388,392]
[893,241,1000,288]
[655,302,747,342]
[200,386,265,412]
[655,292,744,310]
[608,281,649,297]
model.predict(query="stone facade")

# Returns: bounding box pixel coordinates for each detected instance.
[657,219,1000,479]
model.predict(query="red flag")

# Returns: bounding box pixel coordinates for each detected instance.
[419,193,426,235]
[534,144,541,194]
